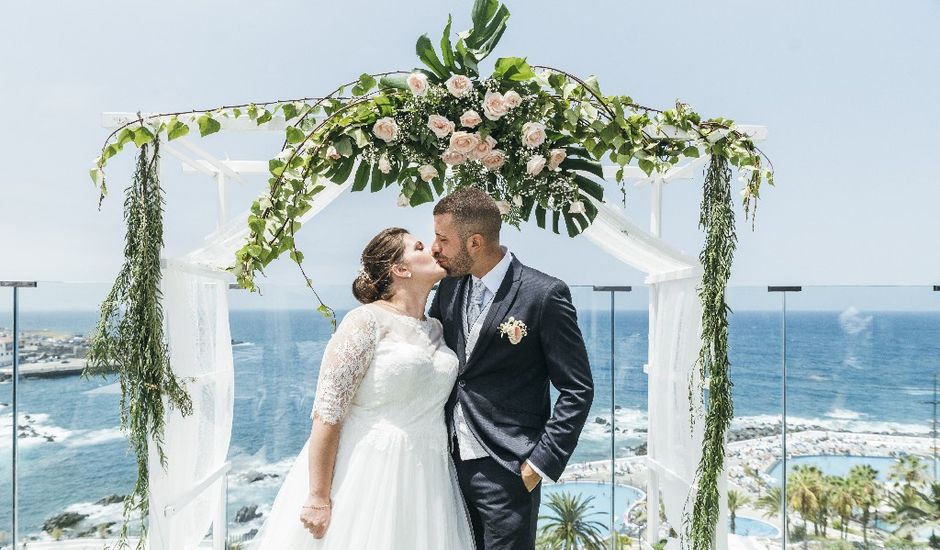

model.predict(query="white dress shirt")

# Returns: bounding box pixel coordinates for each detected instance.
[452,248,548,481]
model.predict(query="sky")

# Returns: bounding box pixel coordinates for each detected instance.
[1,0,939,311]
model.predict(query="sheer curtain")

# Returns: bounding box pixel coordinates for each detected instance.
[584,200,727,550]
[147,177,350,549]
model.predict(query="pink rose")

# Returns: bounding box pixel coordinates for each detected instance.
[526,154,546,176]
[548,148,567,171]
[449,131,480,155]
[471,135,497,160]
[445,75,473,97]
[418,164,439,182]
[441,149,466,166]
[407,72,429,96]
[372,117,399,143]
[495,200,511,215]
[326,145,341,160]
[482,91,509,121]
[508,324,523,344]
[521,122,547,148]
[427,115,455,139]
[480,149,506,171]
[504,90,522,108]
[460,110,483,128]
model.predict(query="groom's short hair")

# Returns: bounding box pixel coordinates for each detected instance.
[433,187,501,245]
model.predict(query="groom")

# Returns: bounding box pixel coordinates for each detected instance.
[429,187,594,550]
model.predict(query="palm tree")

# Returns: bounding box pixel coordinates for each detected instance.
[849,464,882,547]
[537,492,608,550]
[727,489,751,534]
[888,480,940,539]
[788,466,821,548]
[828,476,858,540]
[756,485,782,520]
[889,455,929,498]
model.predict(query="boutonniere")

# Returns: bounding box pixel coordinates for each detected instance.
[498,317,528,345]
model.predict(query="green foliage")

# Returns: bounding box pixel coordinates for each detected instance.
[536,492,608,550]
[88,3,775,546]
[85,140,193,549]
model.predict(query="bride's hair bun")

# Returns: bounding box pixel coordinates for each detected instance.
[352,227,408,304]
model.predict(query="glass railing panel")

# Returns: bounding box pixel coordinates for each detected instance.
[1,285,15,548]
[725,286,786,546]
[783,285,940,548]
[11,281,136,545]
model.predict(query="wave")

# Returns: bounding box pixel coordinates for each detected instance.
[65,427,125,447]
[825,407,865,420]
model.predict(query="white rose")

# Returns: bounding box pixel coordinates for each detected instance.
[471,135,497,160]
[326,145,342,160]
[397,193,410,207]
[495,200,511,215]
[441,149,466,166]
[526,154,546,176]
[513,195,524,207]
[548,148,567,171]
[480,149,507,171]
[504,90,522,108]
[372,117,399,143]
[449,131,481,155]
[378,155,392,174]
[568,200,586,214]
[460,110,483,128]
[521,122,547,148]
[445,74,473,97]
[407,72,429,96]
[418,164,439,182]
[482,91,509,121]
[427,115,455,139]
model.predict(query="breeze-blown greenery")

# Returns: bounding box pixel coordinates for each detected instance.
[88,1,773,547]
[85,138,193,549]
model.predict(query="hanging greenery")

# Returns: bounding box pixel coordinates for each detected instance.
[85,138,193,549]
[88,1,773,547]
[685,154,736,549]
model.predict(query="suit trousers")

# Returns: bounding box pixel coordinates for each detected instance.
[452,439,541,550]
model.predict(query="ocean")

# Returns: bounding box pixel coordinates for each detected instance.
[1,304,939,540]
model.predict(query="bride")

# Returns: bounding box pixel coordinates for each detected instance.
[253,227,475,549]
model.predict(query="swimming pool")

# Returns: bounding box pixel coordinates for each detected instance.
[539,481,645,531]
[767,454,936,483]
[731,516,781,538]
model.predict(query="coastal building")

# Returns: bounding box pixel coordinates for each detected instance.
[0,335,12,367]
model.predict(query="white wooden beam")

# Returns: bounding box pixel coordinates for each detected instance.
[180,160,269,175]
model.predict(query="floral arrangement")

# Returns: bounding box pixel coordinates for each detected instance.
[87,1,774,548]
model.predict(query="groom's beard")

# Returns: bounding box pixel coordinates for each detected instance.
[437,247,473,278]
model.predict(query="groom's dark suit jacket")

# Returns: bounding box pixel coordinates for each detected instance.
[429,256,594,482]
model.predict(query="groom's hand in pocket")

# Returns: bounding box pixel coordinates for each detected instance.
[521,461,542,493]
[299,497,332,539]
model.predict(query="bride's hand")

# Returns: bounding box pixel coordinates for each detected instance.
[299,496,332,539]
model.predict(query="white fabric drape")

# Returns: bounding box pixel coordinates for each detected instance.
[148,177,349,548]
[148,260,235,550]
[583,200,727,550]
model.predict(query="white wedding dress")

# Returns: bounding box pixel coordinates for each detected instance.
[252,303,475,550]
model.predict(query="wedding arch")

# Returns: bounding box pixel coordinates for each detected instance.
[84,2,773,549]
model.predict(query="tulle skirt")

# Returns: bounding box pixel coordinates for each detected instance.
[252,420,475,550]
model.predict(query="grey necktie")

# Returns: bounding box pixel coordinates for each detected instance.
[466,278,487,330]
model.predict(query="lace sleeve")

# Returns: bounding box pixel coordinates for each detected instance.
[311,307,378,424]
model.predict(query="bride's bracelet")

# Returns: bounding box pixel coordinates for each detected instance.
[302,499,332,510]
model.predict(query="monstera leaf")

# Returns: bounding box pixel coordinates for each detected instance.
[415,0,510,79]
